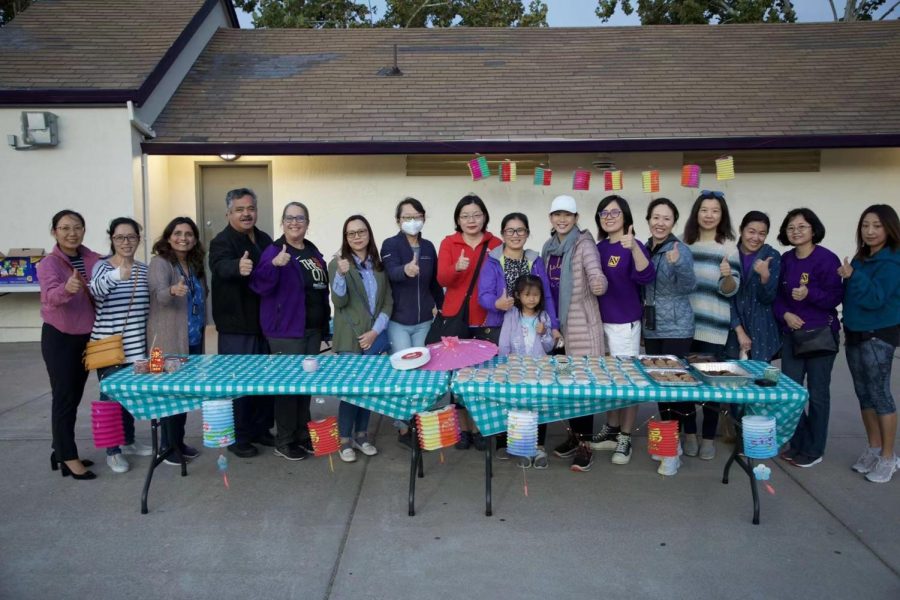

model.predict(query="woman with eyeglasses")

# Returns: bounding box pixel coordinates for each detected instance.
[643,198,696,476]
[380,198,444,448]
[592,195,656,467]
[478,212,561,465]
[725,211,782,362]
[328,215,393,462]
[38,210,103,480]
[437,194,501,451]
[774,208,843,469]
[542,195,608,473]
[682,190,742,461]
[249,203,330,462]
[148,217,207,465]
[89,217,152,474]
[840,204,900,483]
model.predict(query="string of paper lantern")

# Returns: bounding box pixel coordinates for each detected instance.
[91,401,126,449]
[604,170,623,191]
[533,166,552,186]
[500,159,517,182]
[572,169,591,191]
[308,416,341,471]
[415,405,461,453]
[641,170,660,194]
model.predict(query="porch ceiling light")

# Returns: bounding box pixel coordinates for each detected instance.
[219,153,240,162]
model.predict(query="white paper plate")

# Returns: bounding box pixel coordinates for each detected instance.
[390,347,431,371]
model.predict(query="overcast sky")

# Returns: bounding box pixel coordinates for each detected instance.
[236,1,893,27]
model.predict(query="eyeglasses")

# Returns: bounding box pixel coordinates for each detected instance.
[56,225,85,234]
[283,215,308,224]
[459,212,484,221]
[502,227,528,237]
[346,229,368,239]
[786,225,811,234]
[599,209,622,220]
[399,215,424,223]
[112,235,139,244]
[700,190,725,200]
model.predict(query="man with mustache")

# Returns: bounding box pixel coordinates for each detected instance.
[209,188,275,458]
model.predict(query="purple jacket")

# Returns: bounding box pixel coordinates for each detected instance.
[249,237,328,339]
[477,246,560,329]
[37,244,102,335]
[499,308,554,357]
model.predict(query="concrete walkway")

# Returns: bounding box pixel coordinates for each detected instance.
[0,341,897,599]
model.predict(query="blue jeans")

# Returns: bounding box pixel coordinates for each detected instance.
[846,337,896,415]
[782,330,839,459]
[338,331,389,438]
[387,320,430,429]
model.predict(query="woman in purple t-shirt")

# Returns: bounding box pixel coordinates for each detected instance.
[773,208,843,469]
[592,195,655,467]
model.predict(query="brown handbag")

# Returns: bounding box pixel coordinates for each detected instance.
[83,265,136,371]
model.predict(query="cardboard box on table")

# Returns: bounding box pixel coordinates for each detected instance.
[0,248,46,285]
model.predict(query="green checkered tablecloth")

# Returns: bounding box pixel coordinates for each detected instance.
[100,354,450,422]
[452,359,808,446]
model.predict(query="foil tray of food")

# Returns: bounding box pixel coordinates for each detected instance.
[690,362,752,387]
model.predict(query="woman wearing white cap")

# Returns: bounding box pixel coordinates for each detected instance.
[541,195,608,472]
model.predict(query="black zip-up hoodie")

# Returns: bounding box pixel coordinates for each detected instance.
[209,224,273,335]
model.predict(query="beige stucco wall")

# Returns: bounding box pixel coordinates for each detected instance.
[3,145,898,342]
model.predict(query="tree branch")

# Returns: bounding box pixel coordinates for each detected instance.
[827,0,839,20]
[406,0,452,28]
[880,0,900,19]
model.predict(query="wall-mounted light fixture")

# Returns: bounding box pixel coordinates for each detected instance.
[219,153,240,162]
[8,111,59,150]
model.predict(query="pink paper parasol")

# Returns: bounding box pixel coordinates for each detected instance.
[421,337,498,371]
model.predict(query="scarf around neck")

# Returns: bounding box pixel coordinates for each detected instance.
[541,229,580,326]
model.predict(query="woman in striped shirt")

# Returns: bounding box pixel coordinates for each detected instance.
[89,217,151,474]
[682,191,741,460]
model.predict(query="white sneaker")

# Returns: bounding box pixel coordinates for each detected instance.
[106,453,130,473]
[658,456,681,476]
[352,440,378,457]
[339,447,357,463]
[683,434,699,457]
[865,455,898,483]
[851,447,880,474]
[122,441,153,456]
[699,439,716,460]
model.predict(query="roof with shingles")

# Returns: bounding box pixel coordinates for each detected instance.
[146,22,900,152]
[0,0,236,102]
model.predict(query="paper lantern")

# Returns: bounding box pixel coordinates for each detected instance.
[641,170,660,194]
[681,164,700,188]
[149,346,164,374]
[468,156,491,181]
[202,400,236,448]
[603,170,623,191]
[647,419,679,458]
[533,166,552,186]
[415,405,460,451]
[506,409,539,458]
[308,416,341,456]
[716,156,735,180]
[500,160,517,182]
[572,169,591,191]
[742,415,777,459]
[91,401,126,448]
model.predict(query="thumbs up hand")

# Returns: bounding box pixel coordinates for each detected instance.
[620,225,635,250]
[719,253,732,278]
[404,252,420,278]
[837,256,854,279]
[336,254,351,275]
[64,271,82,294]
[665,242,680,265]
[170,276,189,297]
[791,284,808,302]
[239,250,253,276]
[753,256,772,278]
[495,288,515,311]
[272,244,291,267]
[455,250,470,272]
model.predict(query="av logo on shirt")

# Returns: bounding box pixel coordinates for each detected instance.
[607,256,621,268]
[800,273,809,285]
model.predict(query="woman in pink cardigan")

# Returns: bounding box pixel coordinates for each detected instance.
[38,210,102,480]
[541,195,608,473]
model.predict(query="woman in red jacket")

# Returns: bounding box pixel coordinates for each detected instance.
[437,194,501,450]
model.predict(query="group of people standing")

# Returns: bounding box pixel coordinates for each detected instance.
[38,187,899,483]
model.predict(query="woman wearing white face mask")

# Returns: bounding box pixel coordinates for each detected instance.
[380,198,444,447]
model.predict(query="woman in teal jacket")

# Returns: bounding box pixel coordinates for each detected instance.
[839,204,900,484]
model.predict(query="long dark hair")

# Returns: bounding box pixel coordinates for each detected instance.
[107,217,142,255]
[513,274,544,313]
[854,204,900,261]
[683,191,734,244]
[340,214,383,271]
[152,217,206,279]
[594,195,633,240]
